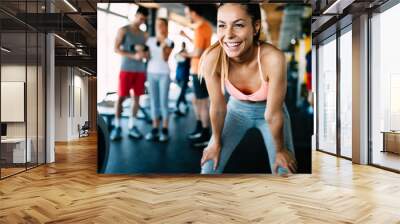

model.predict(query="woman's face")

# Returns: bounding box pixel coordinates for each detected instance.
[217,4,259,59]
[156,19,168,37]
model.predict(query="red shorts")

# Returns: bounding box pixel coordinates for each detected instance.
[118,71,146,97]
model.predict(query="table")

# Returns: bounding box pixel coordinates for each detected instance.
[381,131,400,154]
[1,138,32,163]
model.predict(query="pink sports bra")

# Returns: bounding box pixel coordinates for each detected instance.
[224,44,268,102]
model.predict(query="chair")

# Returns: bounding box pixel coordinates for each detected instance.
[78,121,90,138]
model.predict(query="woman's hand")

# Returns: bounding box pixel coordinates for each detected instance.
[273,149,296,177]
[179,51,189,58]
[200,142,221,171]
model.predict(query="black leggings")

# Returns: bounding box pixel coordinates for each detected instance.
[176,79,189,108]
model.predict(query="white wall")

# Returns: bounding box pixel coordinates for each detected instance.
[54,67,89,141]
[72,72,89,138]
[54,66,69,141]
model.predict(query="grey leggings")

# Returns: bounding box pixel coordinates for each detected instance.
[147,72,170,121]
[201,97,295,174]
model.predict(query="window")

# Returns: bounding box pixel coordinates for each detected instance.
[317,35,337,154]
[339,27,352,158]
[0,1,46,179]
[370,2,400,171]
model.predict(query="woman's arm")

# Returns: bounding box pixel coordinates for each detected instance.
[264,49,286,152]
[162,40,173,61]
[263,45,296,174]
[204,68,226,147]
[199,48,227,170]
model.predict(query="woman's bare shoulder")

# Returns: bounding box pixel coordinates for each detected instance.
[258,42,286,81]
[202,45,220,63]
[259,42,285,64]
[200,45,221,78]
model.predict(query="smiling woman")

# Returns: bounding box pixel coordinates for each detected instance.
[96,2,312,175]
[199,3,296,176]
[216,4,261,59]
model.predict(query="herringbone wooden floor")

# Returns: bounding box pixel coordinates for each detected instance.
[1,135,399,224]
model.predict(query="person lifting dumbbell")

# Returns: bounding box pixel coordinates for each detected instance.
[110,6,150,141]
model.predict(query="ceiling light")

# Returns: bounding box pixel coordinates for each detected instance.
[323,0,341,14]
[78,67,92,76]
[54,34,75,48]
[1,47,11,53]
[322,0,354,15]
[63,0,78,12]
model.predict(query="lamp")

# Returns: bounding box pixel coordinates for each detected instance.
[54,34,75,48]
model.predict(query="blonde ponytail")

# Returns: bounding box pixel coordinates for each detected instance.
[198,41,229,95]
